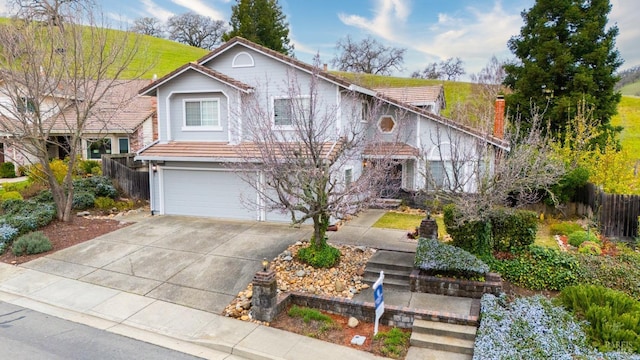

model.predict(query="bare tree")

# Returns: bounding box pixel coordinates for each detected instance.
[10,0,91,28]
[421,108,564,224]
[439,57,465,80]
[233,57,409,251]
[449,56,508,129]
[411,62,440,79]
[131,16,164,37]
[167,12,226,50]
[0,5,145,222]
[331,35,406,75]
[412,57,465,81]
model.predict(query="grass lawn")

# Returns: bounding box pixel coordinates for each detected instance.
[535,222,560,249]
[0,179,31,195]
[373,211,448,239]
[611,96,640,161]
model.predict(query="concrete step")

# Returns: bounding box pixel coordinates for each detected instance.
[412,319,477,341]
[363,267,412,281]
[366,250,415,272]
[362,275,410,291]
[410,332,475,355]
[405,347,473,360]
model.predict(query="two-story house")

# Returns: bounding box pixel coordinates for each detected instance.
[136,37,508,221]
[0,79,156,167]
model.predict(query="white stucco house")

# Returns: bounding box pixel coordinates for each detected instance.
[136,37,508,221]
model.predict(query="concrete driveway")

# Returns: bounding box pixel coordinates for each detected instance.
[21,216,312,314]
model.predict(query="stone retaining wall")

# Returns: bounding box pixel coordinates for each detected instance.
[273,291,479,329]
[410,270,503,298]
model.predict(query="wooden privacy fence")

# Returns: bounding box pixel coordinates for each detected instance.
[572,183,640,239]
[102,155,150,200]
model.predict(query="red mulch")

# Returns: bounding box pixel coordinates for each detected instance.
[0,216,130,265]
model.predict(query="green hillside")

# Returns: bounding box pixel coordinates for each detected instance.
[125,33,209,79]
[612,96,640,159]
[620,81,640,97]
[0,18,208,80]
[332,71,473,118]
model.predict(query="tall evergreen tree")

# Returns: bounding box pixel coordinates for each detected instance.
[223,0,293,56]
[503,0,623,134]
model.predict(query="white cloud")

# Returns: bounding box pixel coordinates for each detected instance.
[171,0,225,21]
[610,0,640,69]
[337,0,411,42]
[0,0,9,16]
[410,1,522,76]
[139,0,174,22]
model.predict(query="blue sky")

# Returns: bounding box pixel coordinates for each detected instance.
[1,0,637,79]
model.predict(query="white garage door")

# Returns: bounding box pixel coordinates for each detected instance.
[162,169,258,220]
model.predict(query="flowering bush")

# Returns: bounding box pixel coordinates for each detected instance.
[414,237,489,278]
[0,223,18,253]
[474,294,640,360]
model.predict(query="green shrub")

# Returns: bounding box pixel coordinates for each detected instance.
[297,243,341,268]
[0,162,16,178]
[76,160,101,176]
[72,192,95,210]
[11,231,52,256]
[443,204,492,256]
[1,199,56,235]
[490,208,538,252]
[550,221,584,236]
[547,166,590,206]
[31,189,53,203]
[27,159,68,184]
[414,237,489,278]
[483,245,582,291]
[578,254,640,301]
[115,199,135,211]
[558,285,640,353]
[0,223,18,253]
[568,230,600,247]
[579,241,602,255]
[16,165,28,177]
[73,176,117,198]
[1,191,23,202]
[94,196,116,210]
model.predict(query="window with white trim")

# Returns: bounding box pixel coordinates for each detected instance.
[17,97,36,114]
[273,97,310,128]
[361,101,369,123]
[344,168,353,187]
[428,160,453,190]
[184,99,219,128]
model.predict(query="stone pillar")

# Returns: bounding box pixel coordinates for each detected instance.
[419,217,438,239]
[251,268,278,322]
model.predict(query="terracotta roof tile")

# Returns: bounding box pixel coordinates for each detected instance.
[363,143,420,158]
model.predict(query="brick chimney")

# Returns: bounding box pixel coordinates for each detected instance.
[494,95,505,139]
[323,64,328,72]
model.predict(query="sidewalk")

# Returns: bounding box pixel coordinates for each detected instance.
[0,263,387,360]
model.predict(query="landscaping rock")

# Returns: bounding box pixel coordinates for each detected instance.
[348,317,359,328]
[76,211,90,217]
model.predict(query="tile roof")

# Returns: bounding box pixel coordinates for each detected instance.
[48,79,155,134]
[374,85,444,106]
[138,62,253,96]
[137,141,342,161]
[363,142,420,158]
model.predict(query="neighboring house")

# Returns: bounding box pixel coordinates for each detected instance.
[136,37,509,221]
[0,79,156,167]
[375,85,446,115]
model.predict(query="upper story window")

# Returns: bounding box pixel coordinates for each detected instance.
[378,115,396,133]
[17,97,36,114]
[232,52,255,68]
[344,168,353,187]
[273,96,309,128]
[184,99,220,130]
[361,101,369,123]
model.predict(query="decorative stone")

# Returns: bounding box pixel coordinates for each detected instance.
[237,299,251,310]
[348,317,359,328]
[282,250,292,257]
[240,315,249,321]
[295,270,306,277]
[283,255,293,261]
[77,211,90,217]
[335,280,345,292]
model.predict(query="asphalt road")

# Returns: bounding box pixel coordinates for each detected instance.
[0,301,204,360]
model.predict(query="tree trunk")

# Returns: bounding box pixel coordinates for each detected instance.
[311,212,330,250]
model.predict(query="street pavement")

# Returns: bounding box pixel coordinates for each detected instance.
[0,209,472,359]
